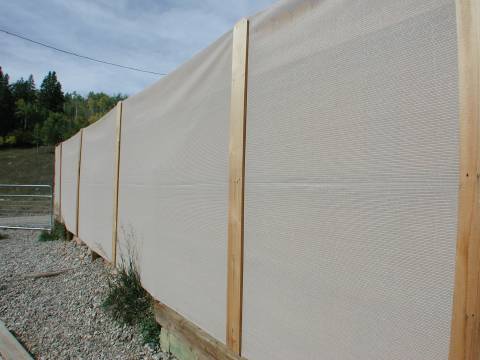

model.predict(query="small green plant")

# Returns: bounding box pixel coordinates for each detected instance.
[139,311,162,348]
[103,255,161,348]
[38,220,66,242]
[38,231,53,242]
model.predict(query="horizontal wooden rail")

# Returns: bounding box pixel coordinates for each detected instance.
[154,300,245,360]
[0,320,33,360]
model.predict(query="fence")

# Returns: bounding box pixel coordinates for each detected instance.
[0,184,53,230]
[53,0,480,359]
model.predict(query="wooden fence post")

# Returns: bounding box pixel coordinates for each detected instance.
[75,129,84,236]
[449,1,480,359]
[112,101,123,267]
[59,143,62,222]
[226,18,249,356]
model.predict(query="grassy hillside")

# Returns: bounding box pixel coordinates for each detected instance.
[0,147,55,185]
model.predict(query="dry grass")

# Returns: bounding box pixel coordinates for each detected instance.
[0,146,54,185]
[102,255,161,348]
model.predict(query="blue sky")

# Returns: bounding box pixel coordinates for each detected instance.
[0,0,275,96]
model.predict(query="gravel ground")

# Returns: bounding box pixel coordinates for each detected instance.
[0,229,171,360]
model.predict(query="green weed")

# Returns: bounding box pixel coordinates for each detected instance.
[102,255,161,348]
[38,221,66,241]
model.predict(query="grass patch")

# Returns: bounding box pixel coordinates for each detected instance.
[0,146,54,185]
[103,256,161,348]
[0,232,8,240]
[38,231,55,242]
[38,221,66,242]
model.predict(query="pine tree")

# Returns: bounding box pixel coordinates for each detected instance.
[0,66,15,135]
[39,71,64,112]
[11,75,36,103]
[28,74,35,92]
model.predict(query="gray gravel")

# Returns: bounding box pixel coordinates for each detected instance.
[0,229,171,360]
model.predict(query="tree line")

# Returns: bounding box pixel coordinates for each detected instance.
[0,66,126,147]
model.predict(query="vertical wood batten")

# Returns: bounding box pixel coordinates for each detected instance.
[59,143,62,221]
[111,101,123,267]
[449,0,480,359]
[226,18,249,356]
[53,145,59,224]
[75,129,84,236]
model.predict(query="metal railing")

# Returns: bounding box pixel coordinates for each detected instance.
[0,184,53,230]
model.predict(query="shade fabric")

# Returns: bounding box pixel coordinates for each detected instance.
[53,145,61,217]
[60,131,81,234]
[54,0,463,357]
[117,31,233,342]
[78,107,117,261]
[242,0,459,359]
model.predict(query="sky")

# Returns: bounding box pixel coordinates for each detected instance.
[0,0,276,96]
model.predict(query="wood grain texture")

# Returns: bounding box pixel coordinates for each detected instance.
[111,101,123,267]
[53,146,57,217]
[75,129,84,236]
[154,300,245,360]
[59,143,62,221]
[226,18,249,355]
[449,1,480,359]
[0,320,33,360]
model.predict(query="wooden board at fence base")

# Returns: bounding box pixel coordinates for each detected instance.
[226,18,249,356]
[75,129,84,236]
[111,101,123,267]
[0,319,33,360]
[153,300,245,360]
[449,1,480,359]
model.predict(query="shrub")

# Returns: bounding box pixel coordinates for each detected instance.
[102,255,161,348]
[0,232,8,240]
[38,220,66,242]
[7,128,34,146]
[38,231,53,242]
[4,135,16,146]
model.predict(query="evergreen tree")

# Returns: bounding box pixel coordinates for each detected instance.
[39,71,64,112]
[11,75,36,103]
[0,67,15,135]
[12,75,39,131]
[0,66,126,147]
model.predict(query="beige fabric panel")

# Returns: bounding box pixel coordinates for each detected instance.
[78,108,117,261]
[60,132,81,234]
[118,31,232,342]
[53,145,61,217]
[243,1,459,359]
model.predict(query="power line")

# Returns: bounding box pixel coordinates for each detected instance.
[0,28,166,76]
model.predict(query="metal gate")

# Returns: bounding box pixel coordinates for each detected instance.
[0,184,53,230]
